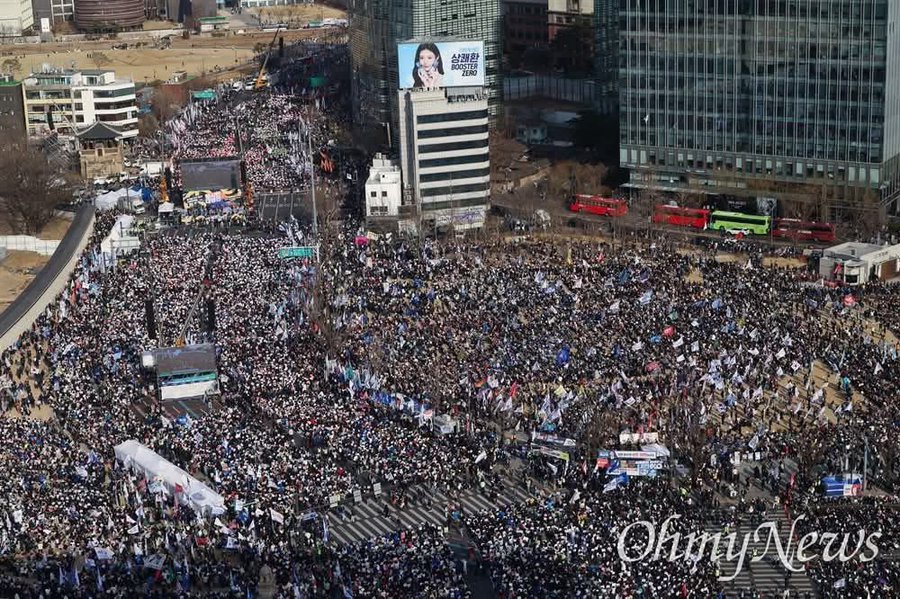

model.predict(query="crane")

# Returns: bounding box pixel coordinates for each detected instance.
[254,27,282,91]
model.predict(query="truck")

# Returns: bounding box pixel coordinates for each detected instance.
[117,196,146,215]
[140,161,165,177]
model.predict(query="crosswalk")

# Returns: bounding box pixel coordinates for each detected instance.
[327,481,533,546]
[709,509,817,597]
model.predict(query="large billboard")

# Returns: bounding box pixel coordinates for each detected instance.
[179,159,242,192]
[397,41,485,89]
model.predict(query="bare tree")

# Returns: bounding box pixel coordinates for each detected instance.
[138,113,160,139]
[0,143,74,234]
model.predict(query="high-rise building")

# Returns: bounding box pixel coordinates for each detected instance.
[348,0,501,149]
[502,0,548,67]
[592,0,616,113]
[619,0,900,219]
[398,87,491,230]
[0,0,34,35]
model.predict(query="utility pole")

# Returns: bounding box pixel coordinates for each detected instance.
[863,435,869,492]
[307,123,318,236]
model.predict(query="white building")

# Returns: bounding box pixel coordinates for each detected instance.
[364,153,402,219]
[23,68,138,139]
[0,0,34,35]
[819,242,900,285]
[397,87,490,231]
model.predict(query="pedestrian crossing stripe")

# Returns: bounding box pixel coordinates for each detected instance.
[327,480,534,546]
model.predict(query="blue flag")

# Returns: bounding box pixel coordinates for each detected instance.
[556,346,571,366]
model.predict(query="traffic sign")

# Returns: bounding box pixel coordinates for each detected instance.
[277,246,316,260]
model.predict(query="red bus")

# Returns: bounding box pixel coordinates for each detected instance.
[651,204,711,229]
[772,218,836,243]
[568,195,628,217]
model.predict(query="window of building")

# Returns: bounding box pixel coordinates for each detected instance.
[417,109,487,124]
[421,182,490,197]
[418,124,489,139]
[370,191,377,197]
[419,152,489,169]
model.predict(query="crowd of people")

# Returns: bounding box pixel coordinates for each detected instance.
[164,45,350,194]
[0,211,897,595]
[3,44,900,597]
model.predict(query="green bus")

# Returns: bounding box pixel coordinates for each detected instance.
[709,211,772,235]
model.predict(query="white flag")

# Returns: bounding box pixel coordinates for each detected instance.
[474,450,487,464]
[776,348,786,359]
[269,508,284,525]
[672,337,684,349]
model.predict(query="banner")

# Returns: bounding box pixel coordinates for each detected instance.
[532,446,570,461]
[532,432,577,447]
[397,40,485,89]
[822,475,862,497]
[619,431,659,445]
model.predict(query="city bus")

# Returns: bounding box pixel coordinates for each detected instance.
[651,205,711,229]
[772,218,836,243]
[568,195,628,217]
[708,211,772,235]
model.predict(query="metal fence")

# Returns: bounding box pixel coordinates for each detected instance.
[0,236,61,256]
[504,75,605,108]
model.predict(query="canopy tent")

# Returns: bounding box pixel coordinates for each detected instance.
[94,188,131,211]
[114,440,225,517]
[94,186,151,211]
[99,215,139,258]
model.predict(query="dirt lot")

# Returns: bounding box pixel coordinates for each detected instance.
[0,28,330,83]
[763,256,807,269]
[0,251,49,312]
[248,4,345,22]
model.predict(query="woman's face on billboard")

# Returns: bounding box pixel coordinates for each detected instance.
[418,49,437,69]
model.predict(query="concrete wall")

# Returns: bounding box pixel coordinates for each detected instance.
[0,206,95,350]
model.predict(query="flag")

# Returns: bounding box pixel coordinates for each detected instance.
[875,362,883,375]
[322,517,329,543]
[639,290,653,305]
[475,450,487,464]
[556,346,571,366]
[833,578,846,589]
[672,337,684,348]
[603,472,628,493]
[663,326,675,338]
[269,508,284,525]
[144,554,166,570]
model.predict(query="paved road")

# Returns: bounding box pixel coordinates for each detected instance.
[708,508,818,597]
[327,479,532,546]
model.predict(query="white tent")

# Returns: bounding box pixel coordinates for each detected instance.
[113,440,225,517]
[95,188,131,211]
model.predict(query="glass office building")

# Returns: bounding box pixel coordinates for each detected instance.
[349,0,502,149]
[619,0,900,217]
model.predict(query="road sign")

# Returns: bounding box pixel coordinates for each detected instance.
[277,246,316,260]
